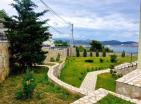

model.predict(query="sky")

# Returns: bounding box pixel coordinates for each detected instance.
[0,0,140,41]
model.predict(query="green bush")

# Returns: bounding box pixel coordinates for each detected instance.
[50,57,55,62]
[102,50,106,57]
[96,51,99,57]
[56,53,61,62]
[83,49,87,57]
[99,58,104,63]
[110,65,115,69]
[110,55,118,63]
[121,51,125,57]
[16,70,36,99]
[90,51,93,57]
[76,47,80,57]
[85,59,93,63]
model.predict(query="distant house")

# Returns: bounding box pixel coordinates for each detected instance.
[42,39,55,48]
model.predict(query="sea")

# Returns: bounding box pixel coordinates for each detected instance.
[105,45,138,54]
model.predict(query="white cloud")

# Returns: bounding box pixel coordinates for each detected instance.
[48,14,138,32]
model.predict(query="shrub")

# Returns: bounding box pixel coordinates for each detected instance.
[83,49,87,57]
[56,53,61,62]
[99,58,104,63]
[16,70,36,99]
[50,57,55,62]
[110,55,117,63]
[110,65,115,69]
[121,51,126,57]
[102,50,106,57]
[96,51,99,57]
[76,47,80,57]
[90,51,93,57]
[85,59,93,63]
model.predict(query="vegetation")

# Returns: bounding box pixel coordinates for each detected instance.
[0,10,7,19]
[60,56,137,87]
[97,94,134,104]
[90,51,93,57]
[102,50,106,57]
[96,51,99,57]
[90,40,112,52]
[54,40,69,47]
[122,50,126,57]
[76,47,80,57]
[16,70,36,99]
[56,53,61,62]
[83,49,87,57]
[3,0,51,73]
[90,40,103,52]
[110,55,118,63]
[96,73,118,92]
[0,67,79,104]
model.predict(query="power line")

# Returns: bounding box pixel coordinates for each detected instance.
[39,0,70,25]
[46,23,65,34]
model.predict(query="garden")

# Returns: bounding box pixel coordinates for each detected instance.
[60,55,137,87]
[0,67,79,104]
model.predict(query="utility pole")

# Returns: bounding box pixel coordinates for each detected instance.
[138,0,141,69]
[71,24,74,46]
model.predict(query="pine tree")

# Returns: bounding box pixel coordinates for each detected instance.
[121,51,125,57]
[76,47,80,57]
[83,49,87,57]
[96,50,99,57]
[3,0,51,71]
[102,50,106,57]
[90,51,93,57]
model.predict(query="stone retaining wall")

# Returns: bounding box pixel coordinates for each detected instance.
[46,62,141,104]
[113,61,137,75]
[0,41,9,82]
[47,62,86,96]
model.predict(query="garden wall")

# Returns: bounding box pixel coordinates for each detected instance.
[0,41,9,82]
[43,48,68,63]
[47,62,87,96]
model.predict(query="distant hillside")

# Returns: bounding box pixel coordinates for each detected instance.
[102,40,137,46]
[53,38,137,46]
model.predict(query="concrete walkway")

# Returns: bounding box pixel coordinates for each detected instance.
[80,69,110,91]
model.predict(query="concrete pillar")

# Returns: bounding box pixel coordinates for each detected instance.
[138,1,141,69]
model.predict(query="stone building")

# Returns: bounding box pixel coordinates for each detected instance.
[0,19,9,82]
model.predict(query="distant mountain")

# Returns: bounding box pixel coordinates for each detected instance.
[53,38,137,46]
[102,40,137,46]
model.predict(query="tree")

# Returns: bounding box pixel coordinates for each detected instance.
[110,55,118,63]
[76,47,80,57]
[54,40,69,47]
[3,0,51,71]
[83,49,87,57]
[121,50,125,57]
[102,50,106,57]
[96,50,99,57]
[90,40,103,52]
[90,51,93,57]
[0,10,7,19]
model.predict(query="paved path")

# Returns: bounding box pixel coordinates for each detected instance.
[80,69,110,91]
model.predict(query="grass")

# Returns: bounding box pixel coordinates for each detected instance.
[96,73,117,92]
[0,67,79,104]
[60,56,137,87]
[97,94,134,104]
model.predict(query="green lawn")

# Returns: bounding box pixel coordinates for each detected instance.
[96,73,117,92]
[0,67,79,104]
[97,94,134,104]
[60,56,137,87]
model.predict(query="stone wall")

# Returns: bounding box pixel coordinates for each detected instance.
[44,62,140,104]
[113,61,137,75]
[0,41,9,82]
[43,47,68,63]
